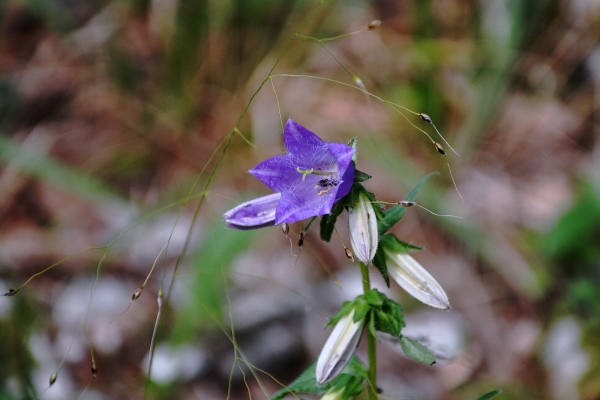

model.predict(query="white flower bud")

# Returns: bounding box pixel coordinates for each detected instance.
[320,388,344,400]
[348,192,378,265]
[316,309,364,385]
[384,251,450,309]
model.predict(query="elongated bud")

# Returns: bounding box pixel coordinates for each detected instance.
[434,142,446,155]
[368,20,381,29]
[348,192,378,265]
[4,288,19,296]
[223,193,281,230]
[384,251,450,309]
[344,247,354,262]
[132,287,143,301]
[49,372,57,386]
[398,200,416,207]
[298,232,304,249]
[91,361,97,377]
[316,309,364,385]
[419,113,432,123]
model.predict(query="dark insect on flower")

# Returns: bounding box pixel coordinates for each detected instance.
[315,178,340,195]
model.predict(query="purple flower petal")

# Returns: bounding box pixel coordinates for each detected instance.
[223,193,281,229]
[248,119,355,225]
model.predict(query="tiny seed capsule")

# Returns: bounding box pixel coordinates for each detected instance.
[49,372,57,386]
[368,20,381,29]
[282,223,290,236]
[4,288,18,296]
[399,201,416,207]
[345,248,354,262]
[132,287,143,301]
[91,362,97,377]
[434,142,446,155]
[298,232,304,249]
[419,113,432,123]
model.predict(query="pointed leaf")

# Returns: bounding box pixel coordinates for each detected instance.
[379,234,422,253]
[476,389,503,400]
[372,294,405,337]
[353,169,372,182]
[399,337,436,365]
[270,357,367,400]
[372,246,390,287]
[378,172,438,234]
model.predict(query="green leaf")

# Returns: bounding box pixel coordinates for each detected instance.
[372,245,390,287]
[371,293,405,337]
[320,200,345,242]
[270,362,321,400]
[379,234,422,253]
[405,172,439,202]
[270,357,367,400]
[326,300,356,327]
[476,389,503,400]
[399,337,436,365]
[354,169,372,182]
[378,172,438,234]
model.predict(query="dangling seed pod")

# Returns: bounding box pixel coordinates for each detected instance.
[282,223,290,236]
[419,113,432,123]
[4,288,19,296]
[398,200,416,207]
[49,372,57,386]
[434,142,446,155]
[344,247,355,262]
[132,287,143,301]
[368,20,381,29]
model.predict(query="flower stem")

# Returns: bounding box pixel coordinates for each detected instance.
[360,262,378,400]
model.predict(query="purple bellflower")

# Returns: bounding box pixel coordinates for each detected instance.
[225,119,355,227]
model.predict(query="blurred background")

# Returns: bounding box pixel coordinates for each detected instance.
[0,0,599,399]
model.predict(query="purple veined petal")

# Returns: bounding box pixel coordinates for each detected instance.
[223,193,281,230]
[335,162,355,201]
[283,118,326,155]
[247,119,356,225]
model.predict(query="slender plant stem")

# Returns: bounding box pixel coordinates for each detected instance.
[360,262,377,400]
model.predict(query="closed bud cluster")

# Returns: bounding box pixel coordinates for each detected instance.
[348,192,378,265]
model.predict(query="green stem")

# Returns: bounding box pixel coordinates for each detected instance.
[360,263,377,400]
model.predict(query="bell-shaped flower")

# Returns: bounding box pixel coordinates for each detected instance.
[348,191,378,264]
[223,193,280,229]
[249,119,355,225]
[316,309,364,385]
[384,251,450,310]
